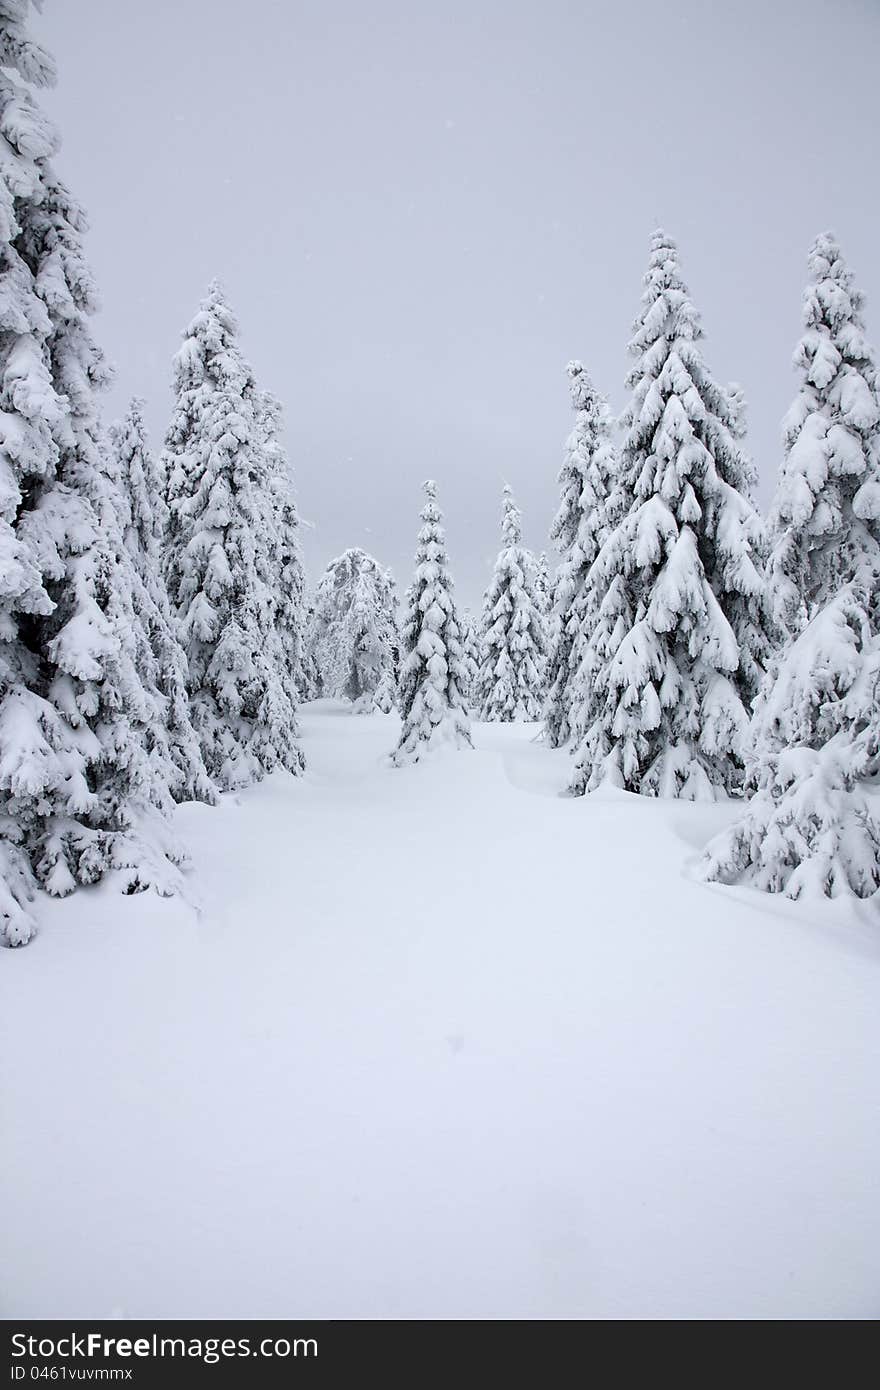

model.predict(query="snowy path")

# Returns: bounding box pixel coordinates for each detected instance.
[2,701,879,1319]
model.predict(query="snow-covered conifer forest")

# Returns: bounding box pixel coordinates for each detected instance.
[2,0,878,1322]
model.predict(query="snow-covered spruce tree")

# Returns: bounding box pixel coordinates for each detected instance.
[341,558,398,712]
[26,182,190,887]
[306,548,398,710]
[570,229,771,800]
[544,362,619,747]
[162,283,303,790]
[111,399,215,805]
[702,234,880,899]
[392,481,471,764]
[0,8,188,944]
[457,607,480,711]
[259,390,305,709]
[297,596,322,700]
[477,484,547,721]
[766,233,880,637]
[727,382,748,442]
[372,666,397,714]
[535,554,556,734]
[701,587,880,899]
[535,552,551,617]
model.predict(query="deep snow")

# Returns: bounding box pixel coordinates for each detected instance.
[2,701,879,1319]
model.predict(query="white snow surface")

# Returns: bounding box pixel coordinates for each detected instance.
[2,701,879,1320]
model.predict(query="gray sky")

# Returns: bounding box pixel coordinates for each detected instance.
[36,0,880,610]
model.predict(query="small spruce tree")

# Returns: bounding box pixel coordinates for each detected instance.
[478,485,547,721]
[458,608,480,711]
[259,391,306,711]
[535,552,551,618]
[306,549,398,710]
[545,363,619,747]
[392,481,471,764]
[298,597,322,701]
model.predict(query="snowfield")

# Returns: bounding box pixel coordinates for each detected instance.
[2,701,879,1320]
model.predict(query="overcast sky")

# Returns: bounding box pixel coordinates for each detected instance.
[36,0,880,609]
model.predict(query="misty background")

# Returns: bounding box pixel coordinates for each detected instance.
[36,0,879,610]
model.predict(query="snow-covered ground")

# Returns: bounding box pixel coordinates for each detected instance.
[3,700,879,1319]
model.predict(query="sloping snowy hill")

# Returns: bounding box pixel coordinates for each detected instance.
[2,701,878,1319]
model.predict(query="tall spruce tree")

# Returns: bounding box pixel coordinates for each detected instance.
[478,485,547,721]
[0,5,186,944]
[162,283,303,791]
[392,481,471,764]
[571,230,771,800]
[702,235,880,899]
[544,362,619,746]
